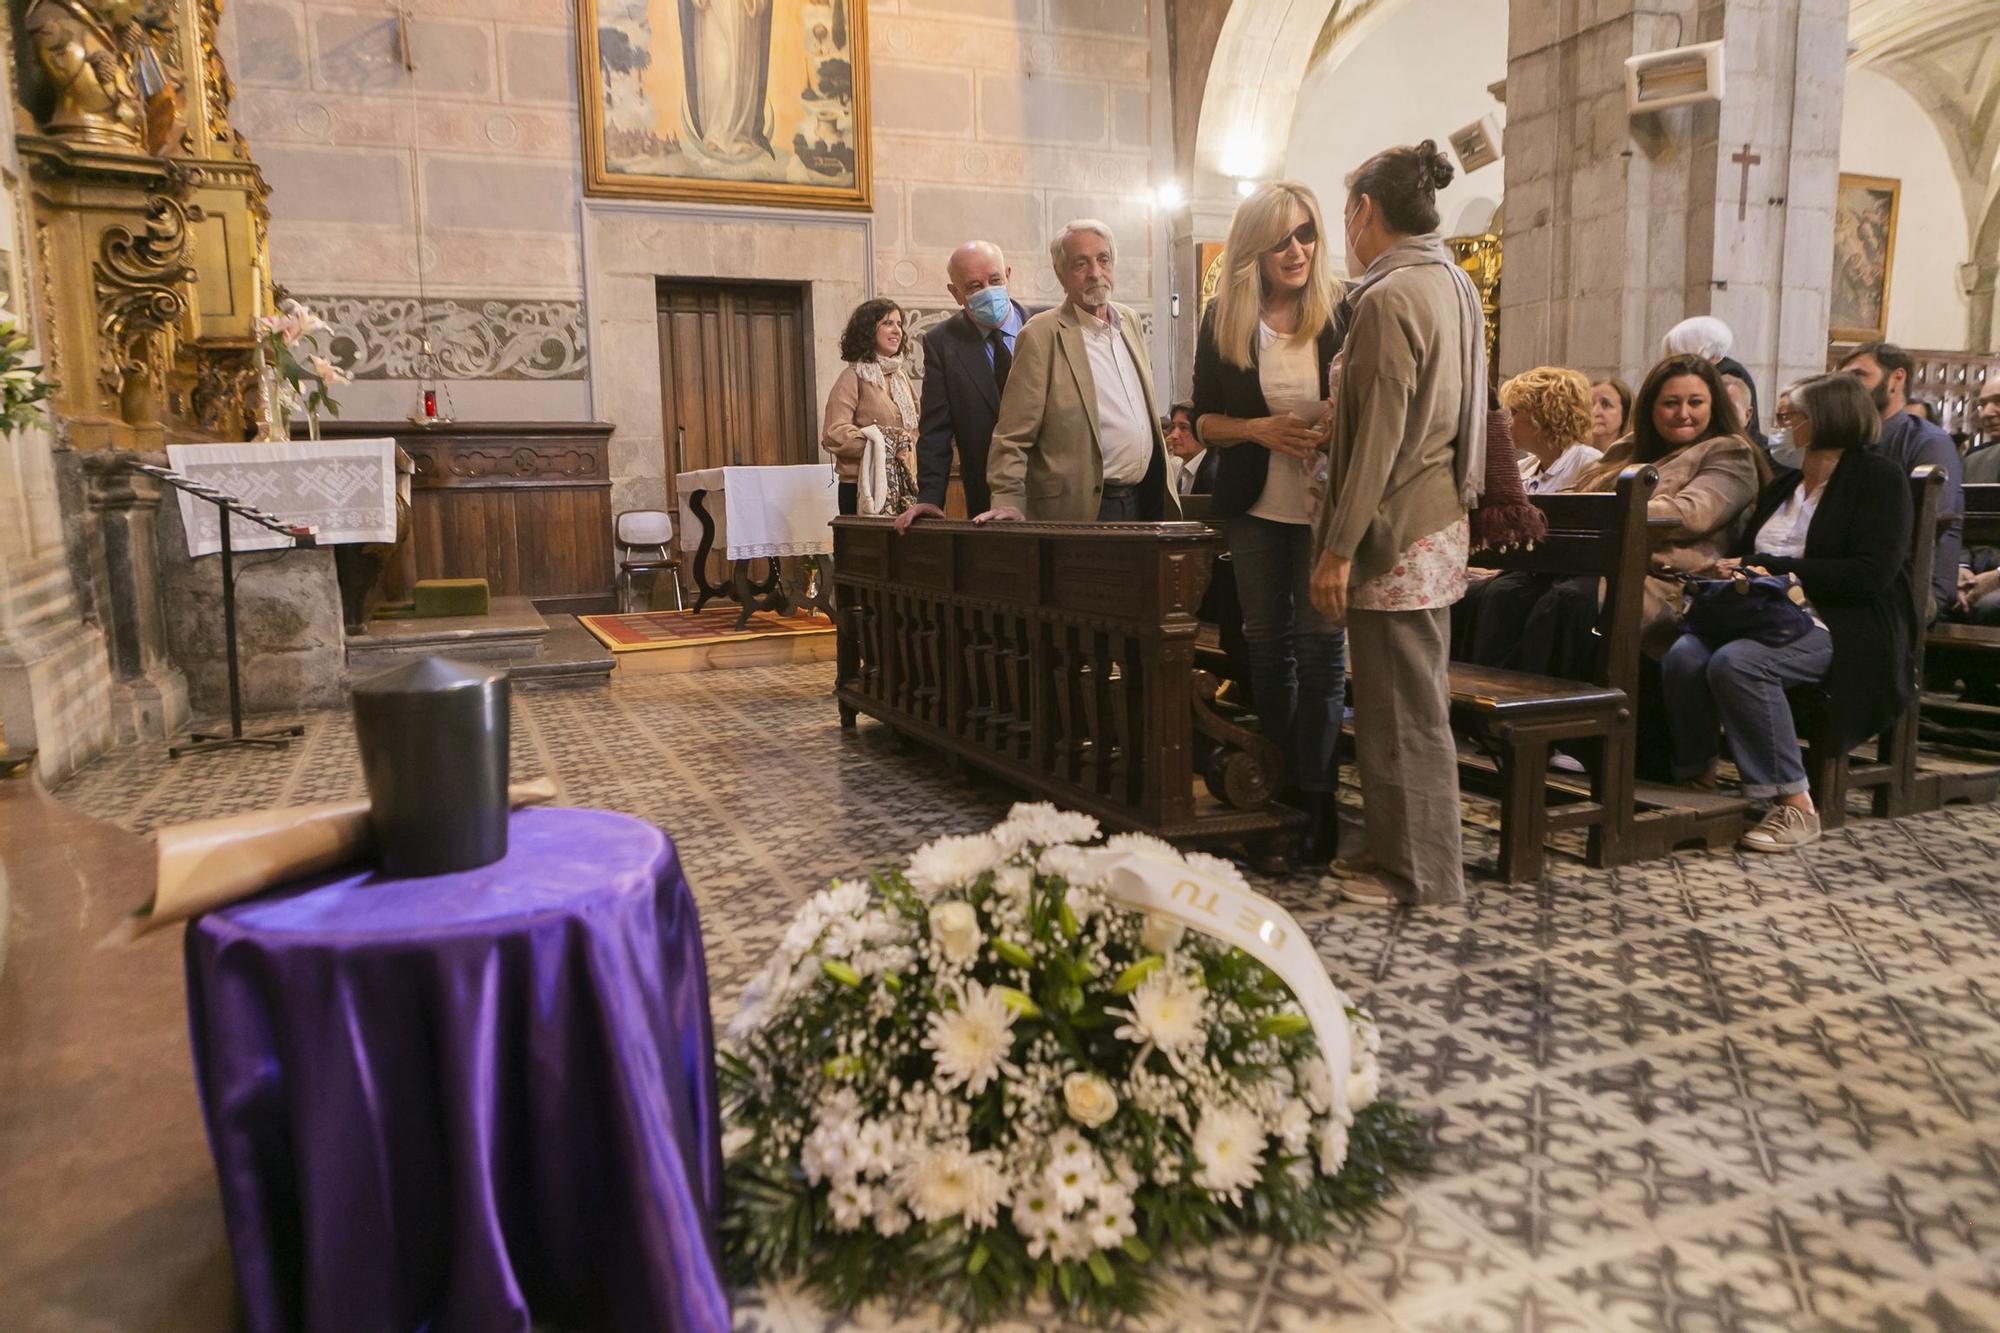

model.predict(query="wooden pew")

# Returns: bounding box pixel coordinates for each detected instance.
[1792,466,1949,826]
[829,517,1299,848]
[1915,481,2000,796]
[1453,467,1757,881]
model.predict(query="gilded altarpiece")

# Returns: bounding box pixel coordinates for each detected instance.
[11,0,272,449]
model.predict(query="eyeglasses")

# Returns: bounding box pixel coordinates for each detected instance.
[1772,410,1805,426]
[1265,222,1317,254]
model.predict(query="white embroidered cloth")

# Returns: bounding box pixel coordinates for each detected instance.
[675,465,840,560]
[167,440,398,557]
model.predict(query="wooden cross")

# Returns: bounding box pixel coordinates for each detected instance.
[1732,143,1761,222]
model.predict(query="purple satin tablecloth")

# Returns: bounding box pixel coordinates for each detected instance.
[185,807,729,1333]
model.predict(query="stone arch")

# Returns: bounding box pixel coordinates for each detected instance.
[1191,0,1343,193]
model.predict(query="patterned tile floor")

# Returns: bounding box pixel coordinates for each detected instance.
[56,663,2000,1333]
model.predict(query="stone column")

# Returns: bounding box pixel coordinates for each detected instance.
[1963,260,1997,355]
[1500,0,1850,397]
[76,453,189,743]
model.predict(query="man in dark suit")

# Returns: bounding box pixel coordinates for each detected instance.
[1165,401,1218,497]
[894,240,1037,533]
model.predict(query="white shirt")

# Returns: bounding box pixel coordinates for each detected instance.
[1175,448,1208,495]
[1753,482,1820,559]
[1522,442,1604,495]
[1249,322,1322,525]
[1074,305,1154,486]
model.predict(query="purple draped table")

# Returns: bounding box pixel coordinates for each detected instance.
[184,807,730,1333]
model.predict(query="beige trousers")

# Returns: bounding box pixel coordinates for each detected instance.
[1347,605,1466,905]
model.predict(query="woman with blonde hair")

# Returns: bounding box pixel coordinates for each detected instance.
[1501,367,1601,494]
[1190,181,1345,865]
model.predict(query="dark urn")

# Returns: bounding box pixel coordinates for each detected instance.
[352,656,510,875]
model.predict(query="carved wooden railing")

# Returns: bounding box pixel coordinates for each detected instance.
[830,517,1296,847]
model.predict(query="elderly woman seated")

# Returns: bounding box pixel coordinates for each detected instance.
[1663,373,1916,852]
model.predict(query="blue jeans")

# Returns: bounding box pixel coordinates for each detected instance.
[1226,514,1346,792]
[1661,628,1834,799]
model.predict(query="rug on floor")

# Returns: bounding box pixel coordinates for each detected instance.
[578,607,833,653]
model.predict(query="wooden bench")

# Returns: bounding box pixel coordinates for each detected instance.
[1914,481,2000,801]
[829,516,1300,849]
[1452,467,1765,881]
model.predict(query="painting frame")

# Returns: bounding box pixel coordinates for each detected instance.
[577,0,873,212]
[1830,172,1899,344]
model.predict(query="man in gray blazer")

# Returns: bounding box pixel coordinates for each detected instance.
[979,220,1177,524]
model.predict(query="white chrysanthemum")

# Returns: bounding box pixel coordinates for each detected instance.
[1298,1056,1335,1117]
[1084,1181,1137,1250]
[1110,972,1207,1069]
[907,833,1001,894]
[995,803,1100,852]
[1180,849,1251,893]
[874,1196,912,1236]
[901,1143,1007,1228]
[827,1179,875,1231]
[1317,1118,1350,1176]
[1037,843,1108,889]
[1276,1099,1314,1156]
[923,981,1019,1095]
[1104,831,1182,863]
[1047,1126,1093,1168]
[1011,1185,1059,1243]
[1192,1103,1267,1200]
[993,861,1034,900]
[801,1117,857,1187]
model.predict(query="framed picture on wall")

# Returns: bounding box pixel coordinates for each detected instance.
[578,0,872,210]
[1197,243,1227,319]
[1830,173,1899,343]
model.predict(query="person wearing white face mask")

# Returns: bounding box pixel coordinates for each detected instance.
[1767,389,1805,471]
[897,240,1043,533]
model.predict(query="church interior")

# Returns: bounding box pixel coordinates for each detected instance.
[4,0,2000,1330]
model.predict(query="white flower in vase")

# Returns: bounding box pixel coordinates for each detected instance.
[927,900,981,964]
[900,1142,1007,1228]
[923,981,1019,1095]
[1191,1103,1266,1200]
[307,353,352,388]
[1061,1071,1119,1128]
[907,833,1001,895]
[1109,971,1207,1069]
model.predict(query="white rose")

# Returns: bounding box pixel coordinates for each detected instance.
[1062,1072,1119,1128]
[929,900,981,963]
[1345,1062,1380,1114]
[1140,914,1185,955]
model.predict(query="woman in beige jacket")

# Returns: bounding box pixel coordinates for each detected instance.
[822,299,919,516]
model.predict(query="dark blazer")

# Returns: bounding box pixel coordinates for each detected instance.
[1189,304,1342,519]
[1737,446,1915,752]
[915,302,1037,515]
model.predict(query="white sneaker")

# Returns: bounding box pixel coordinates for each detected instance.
[1739,804,1820,853]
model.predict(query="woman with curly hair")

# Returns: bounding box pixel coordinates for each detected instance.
[822,298,919,516]
[1502,367,1601,495]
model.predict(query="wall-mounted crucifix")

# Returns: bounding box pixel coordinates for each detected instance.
[1732,143,1761,222]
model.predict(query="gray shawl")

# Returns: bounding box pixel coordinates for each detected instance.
[1332,233,1488,509]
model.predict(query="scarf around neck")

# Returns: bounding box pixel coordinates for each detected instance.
[854,356,918,434]
[1331,233,1488,510]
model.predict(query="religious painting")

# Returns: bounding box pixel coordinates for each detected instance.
[578,0,872,211]
[1197,243,1227,318]
[1830,173,1899,343]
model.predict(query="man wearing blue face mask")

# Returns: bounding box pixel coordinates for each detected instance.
[895,240,1039,533]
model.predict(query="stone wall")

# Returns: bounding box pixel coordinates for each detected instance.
[218,0,591,423]
[222,0,1164,515]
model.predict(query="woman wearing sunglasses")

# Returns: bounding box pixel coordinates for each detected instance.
[1191,182,1346,866]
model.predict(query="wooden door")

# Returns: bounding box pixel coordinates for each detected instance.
[657,280,815,492]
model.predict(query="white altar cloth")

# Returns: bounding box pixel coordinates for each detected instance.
[675,464,839,561]
[167,440,399,557]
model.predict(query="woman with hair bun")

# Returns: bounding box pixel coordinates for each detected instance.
[1309,139,1485,907]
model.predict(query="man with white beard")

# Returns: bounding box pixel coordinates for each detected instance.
[979,220,1177,524]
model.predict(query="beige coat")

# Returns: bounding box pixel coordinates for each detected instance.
[985,301,1178,522]
[821,363,915,483]
[1576,432,1768,653]
[1312,264,1468,587]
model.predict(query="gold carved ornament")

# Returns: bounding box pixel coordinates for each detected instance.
[93,187,197,416]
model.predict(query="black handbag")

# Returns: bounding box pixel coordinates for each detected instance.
[1678,570,1816,648]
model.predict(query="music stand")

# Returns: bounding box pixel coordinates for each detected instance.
[131,463,319,758]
